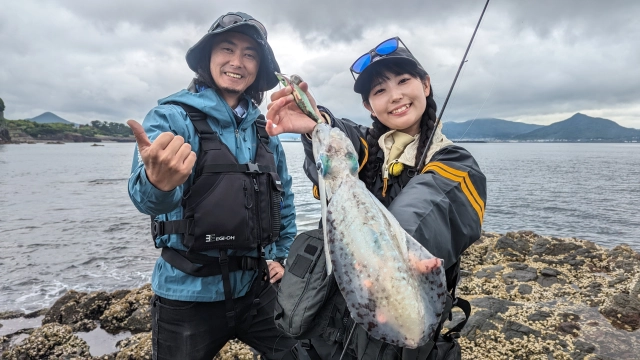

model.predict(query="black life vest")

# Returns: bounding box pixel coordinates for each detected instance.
[150,103,283,277]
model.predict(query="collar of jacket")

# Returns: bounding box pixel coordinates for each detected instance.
[378,130,420,168]
[159,82,261,131]
[374,122,454,170]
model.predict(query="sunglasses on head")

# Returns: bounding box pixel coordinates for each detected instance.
[350,37,413,80]
[209,14,268,39]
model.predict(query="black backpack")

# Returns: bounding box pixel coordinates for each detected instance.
[275,229,471,360]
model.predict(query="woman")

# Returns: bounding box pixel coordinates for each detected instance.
[266,37,487,360]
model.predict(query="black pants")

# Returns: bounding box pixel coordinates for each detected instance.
[151,281,297,360]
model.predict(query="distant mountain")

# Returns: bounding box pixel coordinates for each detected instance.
[513,113,640,141]
[442,118,543,140]
[28,112,74,124]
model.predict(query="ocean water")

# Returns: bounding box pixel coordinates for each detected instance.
[0,142,638,312]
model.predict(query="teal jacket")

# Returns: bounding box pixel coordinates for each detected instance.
[128,86,296,302]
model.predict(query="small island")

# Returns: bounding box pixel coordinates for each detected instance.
[0,111,135,144]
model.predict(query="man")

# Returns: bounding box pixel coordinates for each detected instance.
[127,12,297,360]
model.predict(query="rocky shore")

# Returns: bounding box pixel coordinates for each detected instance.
[2,231,638,360]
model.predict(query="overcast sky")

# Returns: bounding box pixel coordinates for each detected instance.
[2,0,639,128]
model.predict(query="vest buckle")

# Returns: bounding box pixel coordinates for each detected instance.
[151,220,164,239]
[246,163,260,173]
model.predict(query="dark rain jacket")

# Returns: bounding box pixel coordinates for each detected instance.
[299,106,486,360]
[302,106,487,281]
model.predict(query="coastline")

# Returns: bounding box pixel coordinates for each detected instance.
[2,136,136,144]
[1,231,639,359]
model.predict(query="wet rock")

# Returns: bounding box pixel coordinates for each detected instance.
[24,309,47,319]
[42,290,84,324]
[527,310,552,322]
[474,265,503,279]
[607,274,628,287]
[541,268,561,277]
[600,292,640,331]
[470,297,520,314]
[543,333,569,348]
[542,240,583,257]
[123,307,152,333]
[460,310,499,341]
[215,339,260,360]
[537,268,565,287]
[559,312,580,322]
[482,250,502,265]
[573,339,596,354]
[507,262,528,270]
[101,284,153,334]
[557,322,581,336]
[501,320,540,340]
[0,311,24,320]
[460,269,472,277]
[502,266,538,283]
[1,323,90,359]
[537,277,559,287]
[116,332,151,360]
[537,267,565,287]
[494,235,531,255]
[581,281,604,299]
[42,290,112,326]
[608,245,640,273]
[72,319,97,332]
[565,258,586,267]
[531,238,551,256]
[517,284,533,295]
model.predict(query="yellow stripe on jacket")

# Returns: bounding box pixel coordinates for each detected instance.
[421,162,485,224]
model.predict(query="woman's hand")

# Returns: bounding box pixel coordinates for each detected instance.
[265,81,320,137]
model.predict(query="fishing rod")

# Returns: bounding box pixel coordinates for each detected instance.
[417,0,490,170]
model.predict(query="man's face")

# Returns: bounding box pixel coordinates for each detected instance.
[209,32,261,100]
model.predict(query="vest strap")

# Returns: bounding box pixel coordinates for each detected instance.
[152,219,194,238]
[201,163,277,174]
[255,115,271,145]
[160,247,261,277]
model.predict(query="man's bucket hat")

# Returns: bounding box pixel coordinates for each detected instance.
[186,12,281,92]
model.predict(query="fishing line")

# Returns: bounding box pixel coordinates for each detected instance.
[451,75,496,143]
[417,0,491,170]
[339,322,357,360]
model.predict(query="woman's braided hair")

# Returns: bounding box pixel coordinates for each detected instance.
[357,60,437,191]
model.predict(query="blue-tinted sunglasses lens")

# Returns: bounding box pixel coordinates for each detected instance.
[376,38,399,55]
[352,54,372,74]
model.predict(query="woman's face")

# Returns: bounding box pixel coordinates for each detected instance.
[364,72,430,136]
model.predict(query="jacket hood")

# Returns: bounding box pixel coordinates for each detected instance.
[158,86,261,130]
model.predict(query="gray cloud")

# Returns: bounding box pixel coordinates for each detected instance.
[1,0,639,128]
